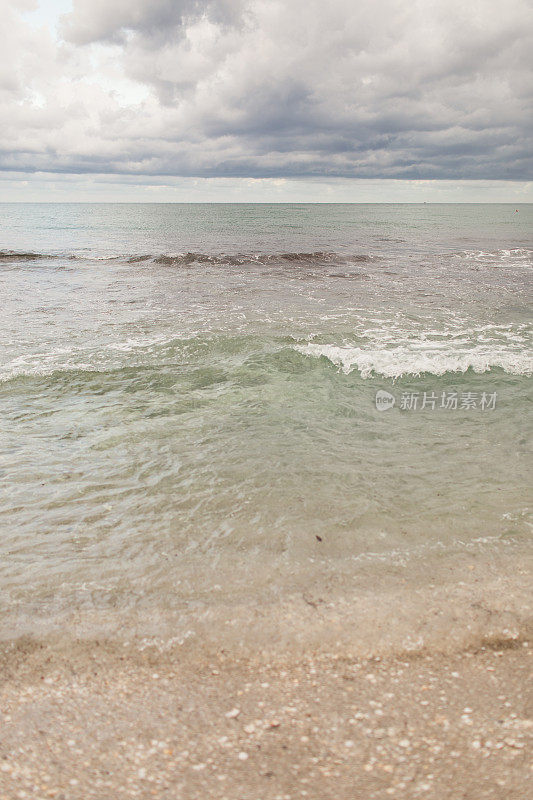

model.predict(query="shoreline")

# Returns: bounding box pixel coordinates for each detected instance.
[3,539,532,658]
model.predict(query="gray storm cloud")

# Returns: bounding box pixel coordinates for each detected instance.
[1,0,532,179]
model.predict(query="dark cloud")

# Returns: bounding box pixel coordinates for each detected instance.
[1,0,532,180]
[61,0,245,44]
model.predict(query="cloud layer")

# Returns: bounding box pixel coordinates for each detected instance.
[1,0,532,180]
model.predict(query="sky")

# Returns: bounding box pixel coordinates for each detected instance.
[1,0,532,201]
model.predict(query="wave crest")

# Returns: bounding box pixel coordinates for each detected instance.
[148,251,372,267]
[294,343,533,378]
[0,250,50,262]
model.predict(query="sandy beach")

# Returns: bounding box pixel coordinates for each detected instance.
[2,545,532,799]
[1,633,531,800]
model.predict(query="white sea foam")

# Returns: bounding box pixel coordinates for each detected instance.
[454,247,532,266]
[294,342,533,378]
[0,334,190,381]
[2,327,532,381]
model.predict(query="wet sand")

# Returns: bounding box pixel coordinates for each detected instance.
[1,634,531,800]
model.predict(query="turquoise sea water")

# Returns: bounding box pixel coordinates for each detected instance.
[0,204,531,644]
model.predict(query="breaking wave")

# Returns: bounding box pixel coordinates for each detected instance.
[2,247,531,269]
[148,251,373,267]
[293,342,533,378]
[0,250,51,262]
[0,249,377,269]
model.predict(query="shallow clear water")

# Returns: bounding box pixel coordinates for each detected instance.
[0,204,531,642]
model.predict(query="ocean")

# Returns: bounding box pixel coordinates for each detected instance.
[1,203,531,653]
